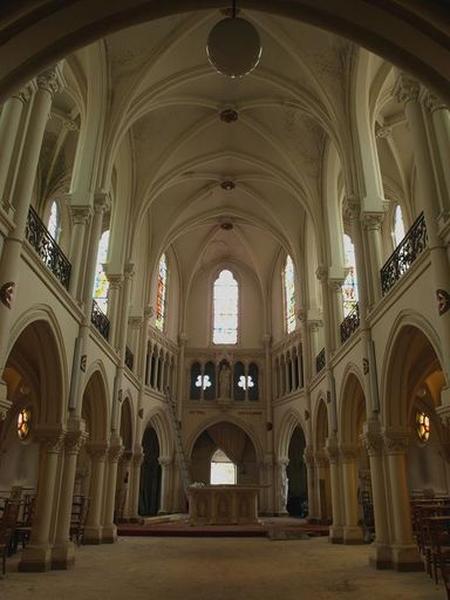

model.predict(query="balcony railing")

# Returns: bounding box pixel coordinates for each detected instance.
[91,300,110,340]
[340,302,360,344]
[125,346,134,371]
[25,206,71,289]
[316,348,326,374]
[381,212,428,296]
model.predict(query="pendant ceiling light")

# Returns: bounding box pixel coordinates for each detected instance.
[207,1,262,78]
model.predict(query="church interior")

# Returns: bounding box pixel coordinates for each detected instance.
[0,2,449,598]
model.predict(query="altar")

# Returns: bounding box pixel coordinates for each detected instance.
[187,485,259,525]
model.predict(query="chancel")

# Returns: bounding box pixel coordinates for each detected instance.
[0,2,449,600]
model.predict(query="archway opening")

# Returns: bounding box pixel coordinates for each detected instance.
[286,426,307,517]
[139,426,161,516]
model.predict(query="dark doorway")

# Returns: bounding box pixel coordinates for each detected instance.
[139,427,161,516]
[286,426,307,517]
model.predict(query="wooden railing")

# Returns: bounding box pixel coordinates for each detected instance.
[340,302,360,343]
[380,212,428,296]
[25,206,71,289]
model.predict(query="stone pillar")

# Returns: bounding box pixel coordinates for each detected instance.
[303,446,318,521]
[325,436,344,543]
[362,212,385,304]
[340,445,363,544]
[0,85,33,209]
[276,458,289,515]
[105,274,123,348]
[383,428,422,571]
[424,92,450,211]
[102,440,124,542]
[158,457,173,514]
[315,451,331,522]
[68,205,92,299]
[128,449,144,521]
[0,66,63,417]
[396,75,450,386]
[116,451,132,521]
[84,443,108,544]
[19,430,65,572]
[52,422,87,569]
[328,279,345,347]
[362,419,391,569]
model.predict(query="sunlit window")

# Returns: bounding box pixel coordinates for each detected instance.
[342,234,358,317]
[213,269,238,344]
[93,229,110,313]
[195,374,212,390]
[416,411,430,443]
[284,255,296,334]
[393,204,406,247]
[17,407,32,441]
[155,253,168,331]
[210,449,237,485]
[47,200,61,243]
[238,375,254,390]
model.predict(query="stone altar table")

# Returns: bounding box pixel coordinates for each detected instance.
[187,485,259,525]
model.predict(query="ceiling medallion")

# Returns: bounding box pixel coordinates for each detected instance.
[207,1,262,78]
[220,108,239,123]
[220,222,234,231]
[221,180,235,191]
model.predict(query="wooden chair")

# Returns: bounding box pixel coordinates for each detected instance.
[427,516,450,591]
[0,499,20,577]
[70,496,89,546]
[14,494,36,552]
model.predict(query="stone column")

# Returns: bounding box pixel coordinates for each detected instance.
[105,274,123,348]
[340,445,363,544]
[158,457,173,514]
[52,422,87,569]
[68,205,92,299]
[325,436,344,543]
[276,458,289,515]
[396,75,450,387]
[362,419,391,569]
[424,92,450,212]
[128,449,144,521]
[102,440,124,542]
[362,212,385,304]
[84,443,108,544]
[0,85,34,209]
[328,279,345,347]
[383,428,422,571]
[0,66,63,417]
[304,446,318,521]
[315,451,331,522]
[20,430,65,572]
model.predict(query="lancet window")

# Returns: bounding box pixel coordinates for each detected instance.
[284,255,296,334]
[213,269,238,344]
[342,234,358,317]
[155,253,168,331]
[93,229,110,313]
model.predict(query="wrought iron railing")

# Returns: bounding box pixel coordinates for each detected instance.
[91,300,110,340]
[340,302,360,344]
[316,348,326,374]
[125,346,134,371]
[380,212,428,296]
[25,206,71,289]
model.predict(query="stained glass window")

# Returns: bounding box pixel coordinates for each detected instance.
[47,200,61,242]
[238,375,254,390]
[213,269,238,344]
[416,411,430,443]
[155,253,168,331]
[195,374,212,390]
[393,204,406,247]
[342,234,358,317]
[17,407,32,441]
[284,255,296,334]
[93,229,110,313]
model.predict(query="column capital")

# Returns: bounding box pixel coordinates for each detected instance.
[395,74,421,105]
[328,277,346,292]
[315,265,328,282]
[93,190,110,213]
[65,429,88,455]
[375,122,392,139]
[124,261,135,279]
[132,450,144,467]
[158,456,173,467]
[11,81,36,104]
[343,196,361,222]
[70,205,93,225]
[303,445,315,466]
[34,427,66,453]
[361,211,384,231]
[277,457,289,468]
[86,442,109,460]
[36,64,64,97]
[422,90,447,114]
[383,427,410,455]
[339,444,360,462]
[129,315,144,330]
[144,305,154,320]
[106,273,124,289]
[325,437,340,464]
[108,444,124,464]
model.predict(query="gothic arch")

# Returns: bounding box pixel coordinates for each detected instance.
[143,408,173,460]
[276,408,308,460]
[338,369,367,446]
[81,365,110,444]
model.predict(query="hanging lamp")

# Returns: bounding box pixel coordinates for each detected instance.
[206,1,262,78]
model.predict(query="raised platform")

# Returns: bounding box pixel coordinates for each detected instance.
[117,515,329,538]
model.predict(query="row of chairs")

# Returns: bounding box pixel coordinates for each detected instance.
[411,496,450,598]
[0,489,90,576]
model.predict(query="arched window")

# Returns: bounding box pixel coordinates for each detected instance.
[393,204,406,247]
[210,449,237,485]
[213,269,238,344]
[284,255,296,334]
[155,253,168,331]
[342,234,358,317]
[47,200,61,243]
[93,229,110,313]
